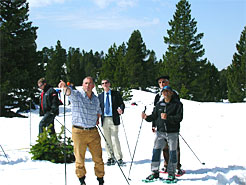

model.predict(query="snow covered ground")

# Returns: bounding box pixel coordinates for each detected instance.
[1,89,246,185]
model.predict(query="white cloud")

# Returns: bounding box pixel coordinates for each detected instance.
[66,15,159,30]
[27,0,66,8]
[34,11,159,30]
[91,0,137,9]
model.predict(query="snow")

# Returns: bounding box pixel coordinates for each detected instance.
[1,89,246,185]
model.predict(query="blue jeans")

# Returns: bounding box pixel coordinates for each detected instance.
[151,131,178,176]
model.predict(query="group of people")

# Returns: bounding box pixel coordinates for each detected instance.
[37,75,183,184]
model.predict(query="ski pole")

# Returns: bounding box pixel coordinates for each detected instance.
[97,125,130,185]
[179,133,205,165]
[55,118,72,134]
[0,144,9,163]
[63,91,67,185]
[120,115,132,160]
[28,98,32,146]
[128,106,146,180]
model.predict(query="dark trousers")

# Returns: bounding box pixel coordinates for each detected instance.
[163,138,181,170]
[39,112,56,134]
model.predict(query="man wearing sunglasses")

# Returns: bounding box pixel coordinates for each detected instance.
[37,78,59,135]
[98,79,125,166]
[153,76,184,176]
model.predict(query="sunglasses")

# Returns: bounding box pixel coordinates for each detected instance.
[38,83,44,88]
[158,80,168,84]
[101,81,108,85]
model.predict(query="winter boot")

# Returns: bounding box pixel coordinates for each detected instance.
[118,159,126,166]
[176,169,185,177]
[161,167,168,173]
[97,177,104,185]
[106,158,115,166]
[146,171,159,180]
[165,174,177,183]
[79,176,86,185]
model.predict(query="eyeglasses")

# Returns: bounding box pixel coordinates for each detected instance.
[158,80,168,84]
[38,83,44,88]
[101,82,108,85]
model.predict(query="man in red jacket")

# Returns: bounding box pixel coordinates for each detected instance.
[38,78,59,135]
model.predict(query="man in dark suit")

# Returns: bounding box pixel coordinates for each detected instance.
[98,79,125,166]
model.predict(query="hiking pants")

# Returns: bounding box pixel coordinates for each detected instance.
[151,131,178,176]
[39,112,56,134]
[72,126,105,179]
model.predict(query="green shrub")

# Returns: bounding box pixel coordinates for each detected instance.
[30,125,75,163]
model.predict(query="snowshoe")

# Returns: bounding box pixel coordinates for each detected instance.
[142,172,159,183]
[162,175,178,184]
[160,167,168,174]
[176,169,185,177]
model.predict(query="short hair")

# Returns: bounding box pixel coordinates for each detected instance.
[37,77,46,84]
[83,76,95,84]
[156,75,170,82]
[101,79,110,83]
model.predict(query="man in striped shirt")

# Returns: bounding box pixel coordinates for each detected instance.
[59,76,104,185]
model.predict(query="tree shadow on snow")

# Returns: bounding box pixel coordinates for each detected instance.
[181,165,246,184]
[185,165,246,175]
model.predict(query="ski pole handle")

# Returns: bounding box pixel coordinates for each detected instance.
[143,106,146,113]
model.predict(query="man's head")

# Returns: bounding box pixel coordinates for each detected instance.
[157,75,170,89]
[37,77,47,90]
[82,76,95,93]
[101,79,110,92]
[161,86,173,100]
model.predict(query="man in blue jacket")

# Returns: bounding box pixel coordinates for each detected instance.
[98,79,125,166]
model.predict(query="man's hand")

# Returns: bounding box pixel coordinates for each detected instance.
[117,108,123,115]
[141,112,147,119]
[58,80,71,96]
[58,80,66,88]
[161,113,167,120]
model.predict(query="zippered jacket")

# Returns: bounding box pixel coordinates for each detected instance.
[146,97,183,133]
[39,84,59,116]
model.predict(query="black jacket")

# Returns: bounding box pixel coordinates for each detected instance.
[146,97,183,133]
[98,90,125,126]
[152,90,180,127]
[39,84,59,116]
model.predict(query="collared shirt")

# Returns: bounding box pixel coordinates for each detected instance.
[68,88,102,128]
[158,90,164,103]
[104,89,112,116]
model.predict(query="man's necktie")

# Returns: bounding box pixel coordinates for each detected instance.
[105,92,110,114]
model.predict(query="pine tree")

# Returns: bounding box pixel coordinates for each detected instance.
[227,26,246,102]
[66,47,83,86]
[98,43,132,100]
[80,50,103,83]
[0,0,39,116]
[125,30,150,89]
[99,43,118,84]
[219,69,228,101]
[45,40,66,86]
[113,43,128,88]
[161,0,207,100]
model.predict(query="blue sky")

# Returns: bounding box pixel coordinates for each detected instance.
[27,0,246,70]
